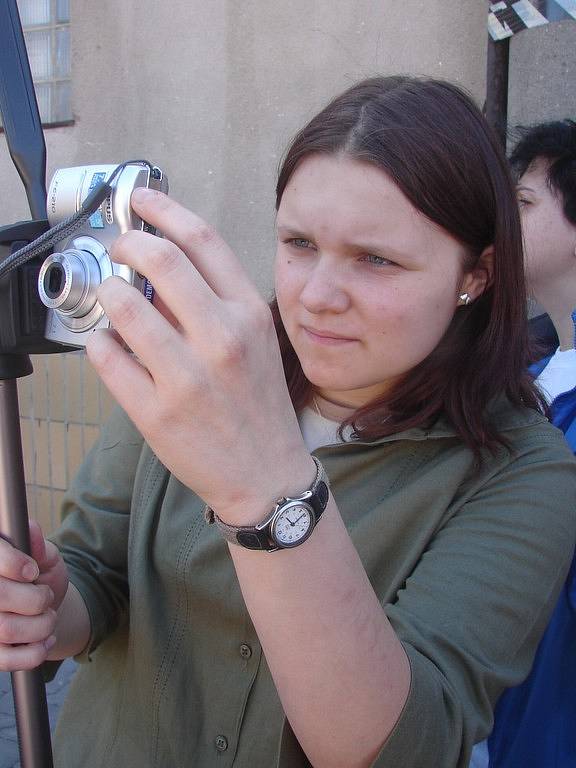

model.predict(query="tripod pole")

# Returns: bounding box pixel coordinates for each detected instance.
[0,2,57,760]
[0,363,54,768]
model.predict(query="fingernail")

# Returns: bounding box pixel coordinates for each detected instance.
[44,635,57,651]
[22,562,39,581]
[131,187,154,204]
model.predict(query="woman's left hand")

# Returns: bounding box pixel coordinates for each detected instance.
[86,188,314,523]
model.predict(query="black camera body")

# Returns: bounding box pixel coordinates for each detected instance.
[0,218,56,356]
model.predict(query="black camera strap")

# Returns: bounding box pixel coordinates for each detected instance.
[0,160,154,280]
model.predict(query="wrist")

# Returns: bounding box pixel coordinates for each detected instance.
[207,454,318,527]
[205,455,329,552]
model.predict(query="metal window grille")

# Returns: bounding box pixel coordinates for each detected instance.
[16,0,72,124]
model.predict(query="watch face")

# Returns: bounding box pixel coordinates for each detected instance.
[271,501,313,547]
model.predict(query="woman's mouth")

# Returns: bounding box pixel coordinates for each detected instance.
[303,327,357,346]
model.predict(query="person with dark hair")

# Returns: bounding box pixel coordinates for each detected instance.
[477,120,576,768]
[0,78,574,768]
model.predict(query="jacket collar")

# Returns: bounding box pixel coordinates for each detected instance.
[329,396,549,448]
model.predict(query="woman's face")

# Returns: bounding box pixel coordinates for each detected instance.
[275,154,482,409]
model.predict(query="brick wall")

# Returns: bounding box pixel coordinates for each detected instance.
[17,353,114,534]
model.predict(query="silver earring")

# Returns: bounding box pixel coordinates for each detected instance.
[458,292,471,306]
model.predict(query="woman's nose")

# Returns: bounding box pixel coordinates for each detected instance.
[299,259,350,314]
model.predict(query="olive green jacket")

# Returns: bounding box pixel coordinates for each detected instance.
[50,402,576,768]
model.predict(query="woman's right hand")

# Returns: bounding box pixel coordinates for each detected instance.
[0,520,69,671]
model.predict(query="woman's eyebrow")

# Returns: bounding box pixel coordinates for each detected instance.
[276,224,306,235]
[277,225,420,262]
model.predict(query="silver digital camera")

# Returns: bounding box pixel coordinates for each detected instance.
[37,163,168,347]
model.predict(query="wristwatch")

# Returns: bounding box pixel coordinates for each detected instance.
[204,456,329,552]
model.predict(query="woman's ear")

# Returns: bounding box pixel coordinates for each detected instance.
[459,245,494,302]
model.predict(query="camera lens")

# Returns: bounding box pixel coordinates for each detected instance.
[38,249,101,318]
[43,263,65,299]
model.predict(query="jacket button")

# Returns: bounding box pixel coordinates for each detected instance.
[215,735,228,752]
[239,643,252,659]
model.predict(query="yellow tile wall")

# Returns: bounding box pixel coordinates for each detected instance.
[17,352,115,535]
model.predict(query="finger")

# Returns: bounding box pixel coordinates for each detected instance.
[111,229,216,330]
[0,536,39,583]
[0,577,54,616]
[0,608,56,645]
[38,539,64,572]
[29,522,62,574]
[110,232,231,344]
[0,639,56,672]
[152,290,180,330]
[90,277,192,381]
[129,188,258,301]
[86,326,162,427]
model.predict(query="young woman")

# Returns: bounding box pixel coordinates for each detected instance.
[0,77,574,768]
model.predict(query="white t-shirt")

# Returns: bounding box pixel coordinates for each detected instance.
[299,406,352,452]
[535,347,576,404]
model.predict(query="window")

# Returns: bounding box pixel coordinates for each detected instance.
[17,0,72,125]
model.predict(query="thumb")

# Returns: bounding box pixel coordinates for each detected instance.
[28,519,47,568]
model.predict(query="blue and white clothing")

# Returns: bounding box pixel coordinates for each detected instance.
[473,310,576,767]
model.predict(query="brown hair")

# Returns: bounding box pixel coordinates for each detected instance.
[271,76,545,455]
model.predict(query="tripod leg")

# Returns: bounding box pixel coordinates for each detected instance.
[0,377,54,768]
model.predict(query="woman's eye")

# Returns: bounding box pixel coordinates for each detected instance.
[289,238,314,249]
[361,254,393,267]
